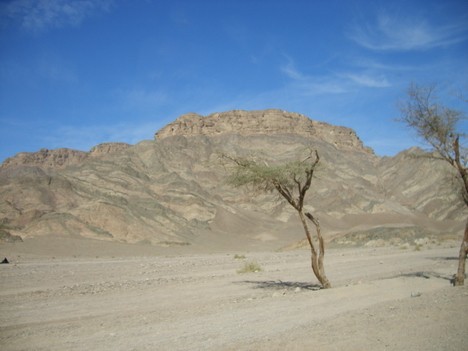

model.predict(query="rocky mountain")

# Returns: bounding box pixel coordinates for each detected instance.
[0,143,131,169]
[0,109,466,250]
[156,109,373,154]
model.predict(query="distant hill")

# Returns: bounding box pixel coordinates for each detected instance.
[0,109,465,250]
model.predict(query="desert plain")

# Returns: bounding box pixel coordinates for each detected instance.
[0,236,467,351]
[1,110,467,350]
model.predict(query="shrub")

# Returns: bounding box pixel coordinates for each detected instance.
[237,261,262,273]
[234,254,246,259]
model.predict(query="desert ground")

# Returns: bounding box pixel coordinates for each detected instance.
[0,237,467,351]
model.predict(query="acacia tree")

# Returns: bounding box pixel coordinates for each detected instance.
[224,149,331,289]
[399,83,468,286]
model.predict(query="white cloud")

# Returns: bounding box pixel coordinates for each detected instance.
[351,58,422,72]
[344,73,390,88]
[279,57,349,95]
[2,0,114,32]
[279,57,391,95]
[349,12,467,51]
[280,60,307,81]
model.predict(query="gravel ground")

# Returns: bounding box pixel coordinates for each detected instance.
[0,240,467,350]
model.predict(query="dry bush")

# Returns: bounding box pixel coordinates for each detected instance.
[237,261,262,274]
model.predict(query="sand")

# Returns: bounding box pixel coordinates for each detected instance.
[0,237,467,350]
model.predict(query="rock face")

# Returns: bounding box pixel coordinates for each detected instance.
[0,142,131,170]
[0,148,88,170]
[156,109,373,154]
[89,142,131,157]
[0,109,465,249]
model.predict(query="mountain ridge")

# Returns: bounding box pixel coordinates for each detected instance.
[156,109,374,154]
[0,109,465,250]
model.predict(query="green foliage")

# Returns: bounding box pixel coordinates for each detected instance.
[399,83,466,163]
[226,157,312,192]
[223,148,320,212]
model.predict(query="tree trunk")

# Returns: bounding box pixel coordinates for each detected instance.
[305,212,331,289]
[454,219,468,286]
[298,210,331,289]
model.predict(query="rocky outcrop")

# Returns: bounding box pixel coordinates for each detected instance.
[0,228,23,243]
[1,143,132,170]
[89,142,131,157]
[155,109,373,154]
[0,148,88,170]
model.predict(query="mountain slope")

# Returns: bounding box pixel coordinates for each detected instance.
[0,110,465,249]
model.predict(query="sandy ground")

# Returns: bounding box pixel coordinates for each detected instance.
[0,238,467,350]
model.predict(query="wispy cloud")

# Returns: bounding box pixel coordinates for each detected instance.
[343,73,390,88]
[280,58,307,81]
[280,61,348,95]
[2,0,114,32]
[280,57,391,95]
[351,58,423,72]
[349,12,468,51]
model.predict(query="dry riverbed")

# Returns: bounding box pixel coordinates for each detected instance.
[0,239,467,350]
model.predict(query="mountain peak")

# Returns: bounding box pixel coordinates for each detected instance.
[155,109,373,154]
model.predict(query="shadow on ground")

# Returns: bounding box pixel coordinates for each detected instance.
[240,280,321,291]
[397,271,456,285]
[433,256,458,261]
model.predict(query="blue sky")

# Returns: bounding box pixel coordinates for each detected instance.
[1,0,467,162]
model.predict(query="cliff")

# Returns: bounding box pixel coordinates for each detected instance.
[155,109,373,154]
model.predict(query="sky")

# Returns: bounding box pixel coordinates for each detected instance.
[0,0,467,163]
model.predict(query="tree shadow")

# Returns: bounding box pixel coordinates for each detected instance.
[240,280,322,291]
[432,256,458,261]
[399,271,455,283]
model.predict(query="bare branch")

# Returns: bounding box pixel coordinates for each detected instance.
[398,82,468,285]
